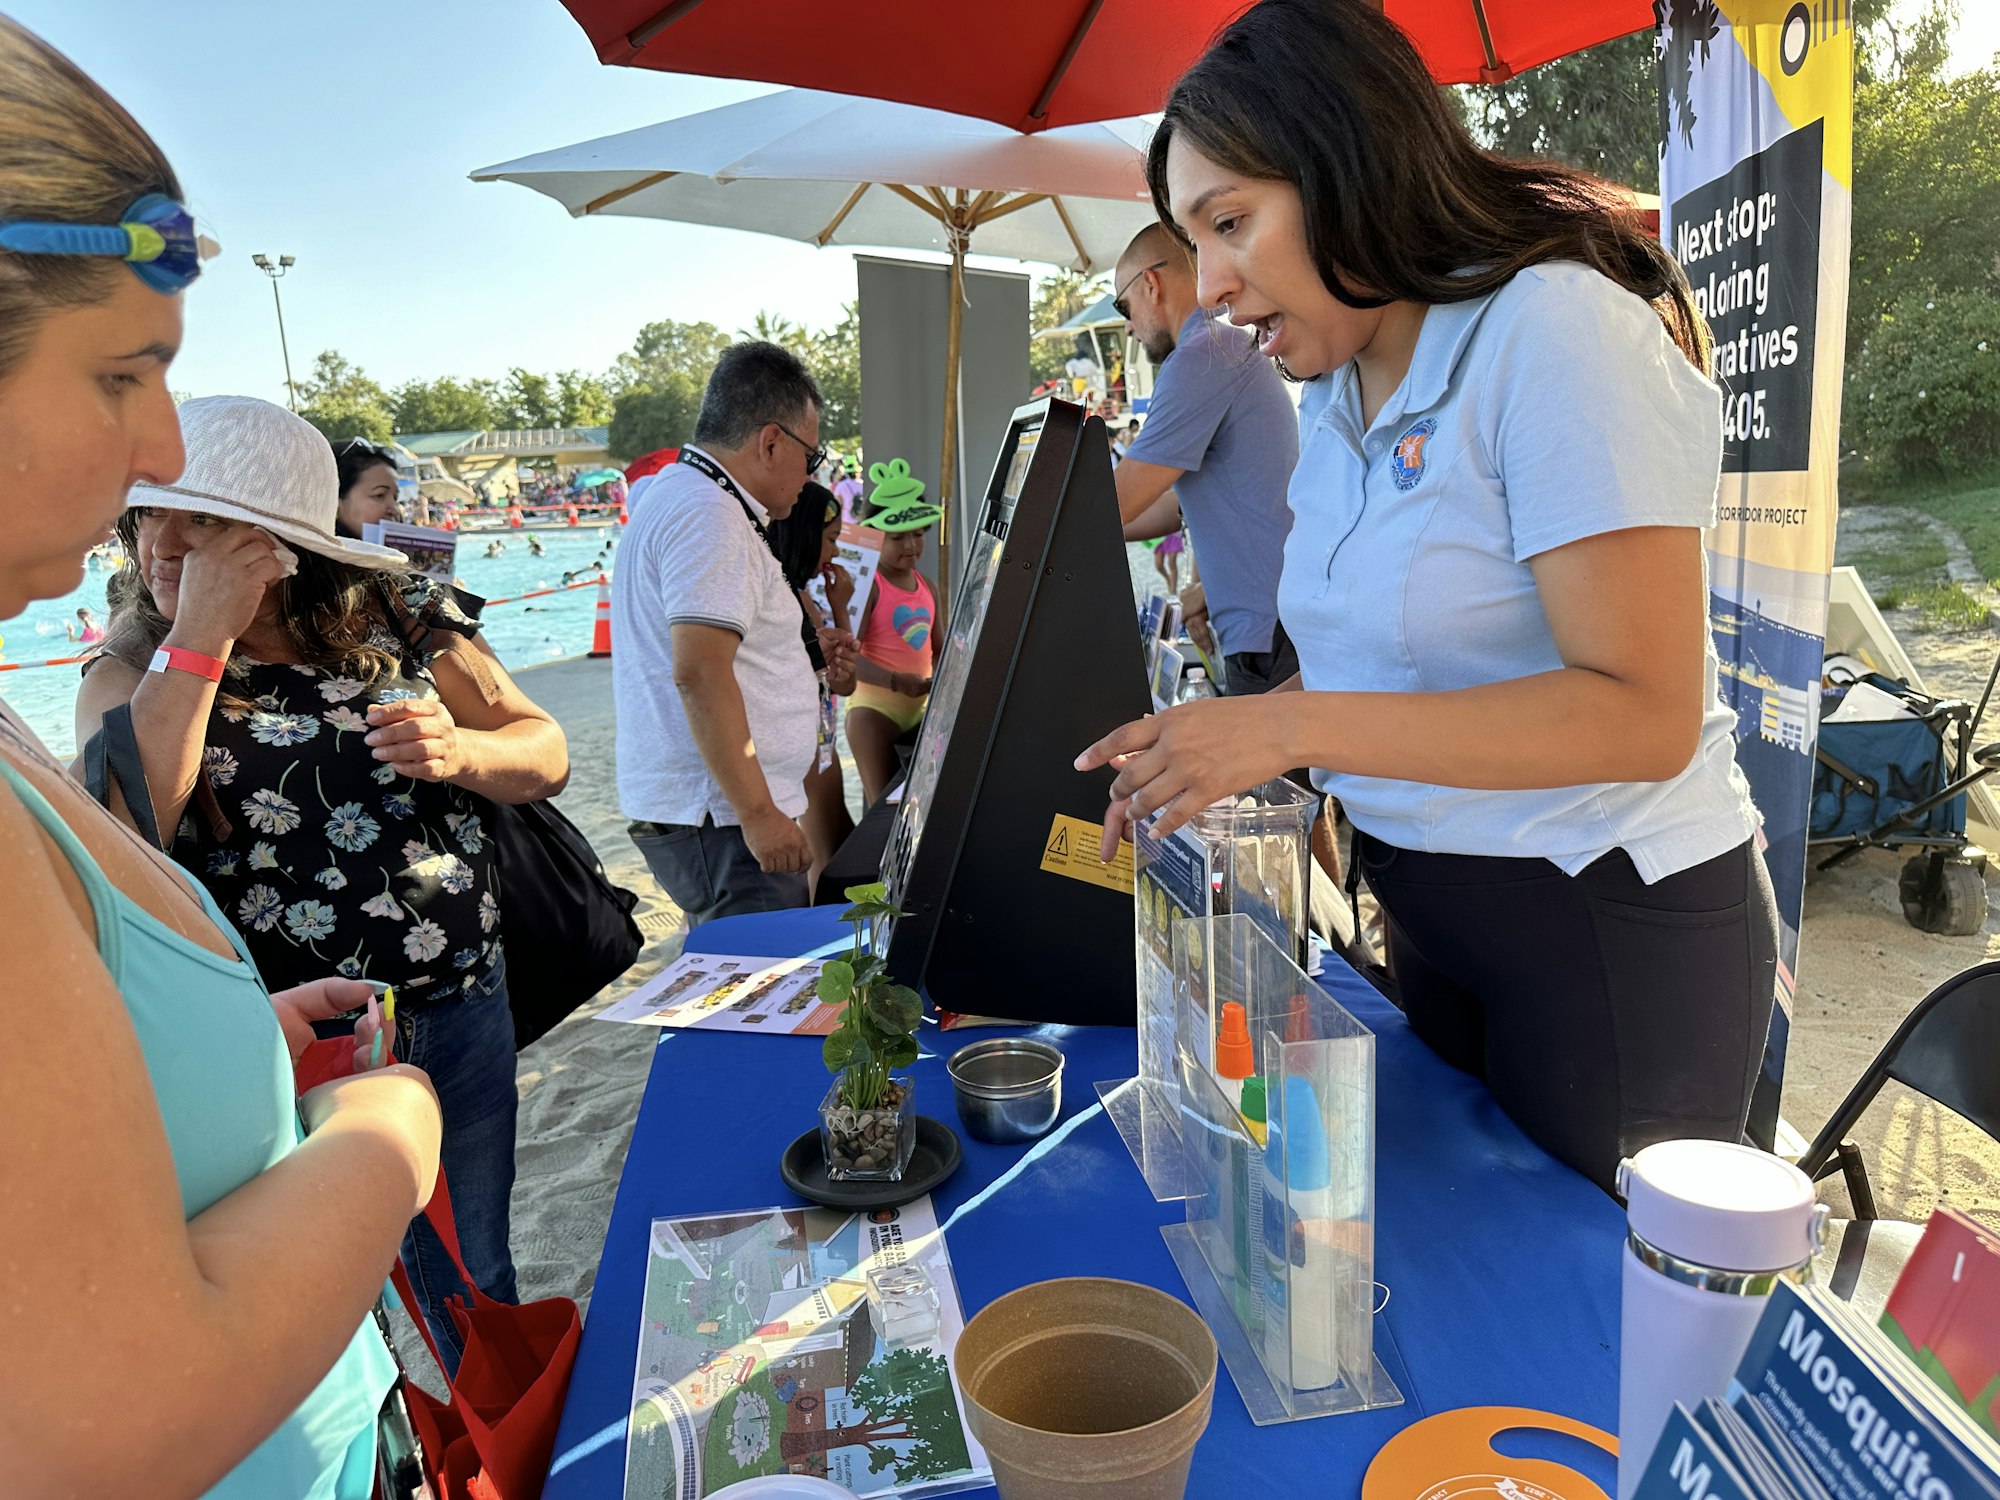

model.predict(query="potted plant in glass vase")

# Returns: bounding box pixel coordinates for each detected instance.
[818,883,923,1181]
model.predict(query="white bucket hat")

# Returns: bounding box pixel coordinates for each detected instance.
[127,395,410,570]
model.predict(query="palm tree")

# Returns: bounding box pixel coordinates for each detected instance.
[740,311,804,347]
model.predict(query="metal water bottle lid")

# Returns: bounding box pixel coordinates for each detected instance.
[1616,1140,1823,1274]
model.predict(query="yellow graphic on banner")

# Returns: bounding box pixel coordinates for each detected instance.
[1039,813,1134,895]
[1718,0,1854,186]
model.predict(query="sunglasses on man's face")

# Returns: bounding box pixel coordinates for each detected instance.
[1112,260,1169,322]
[775,422,830,475]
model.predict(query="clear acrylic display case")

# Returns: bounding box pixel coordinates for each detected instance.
[1099,780,1318,1202]
[1160,914,1402,1425]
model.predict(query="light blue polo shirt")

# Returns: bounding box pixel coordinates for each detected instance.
[1126,309,1298,656]
[1279,261,1759,882]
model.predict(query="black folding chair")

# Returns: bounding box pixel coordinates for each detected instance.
[1798,961,2000,1312]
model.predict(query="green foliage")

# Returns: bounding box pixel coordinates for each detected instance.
[607,310,857,458]
[607,318,733,460]
[1452,29,1661,191]
[607,383,701,462]
[1853,0,1959,88]
[739,311,803,346]
[1913,480,2000,580]
[390,375,499,435]
[847,1348,975,1481]
[487,367,612,429]
[1846,290,2000,475]
[1030,270,1108,386]
[295,349,393,443]
[556,369,613,427]
[818,882,918,1110]
[1849,63,2000,356]
[803,302,861,446]
[1903,580,1990,631]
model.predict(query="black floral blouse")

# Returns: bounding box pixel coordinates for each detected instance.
[176,580,502,1001]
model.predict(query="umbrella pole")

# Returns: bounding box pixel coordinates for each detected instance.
[939,207,970,620]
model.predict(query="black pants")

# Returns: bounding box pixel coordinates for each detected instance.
[1226,623,1321,804]
[1357,831,1779,1191]
[1224,620,1301,696]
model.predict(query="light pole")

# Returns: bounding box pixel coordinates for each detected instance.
[251,253,297,410]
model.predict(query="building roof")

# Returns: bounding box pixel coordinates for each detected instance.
[393,426,613,457]
[394,430,484,456]
[1034,291,1121,339]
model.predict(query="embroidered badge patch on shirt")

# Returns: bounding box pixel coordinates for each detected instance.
[1390,417,1437,492]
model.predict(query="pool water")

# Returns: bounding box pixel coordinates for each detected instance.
[0,526,623,757]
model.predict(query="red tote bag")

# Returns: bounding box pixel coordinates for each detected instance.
[295,1037,580,1500]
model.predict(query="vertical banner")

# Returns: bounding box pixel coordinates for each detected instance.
[1658,0,1853,1145]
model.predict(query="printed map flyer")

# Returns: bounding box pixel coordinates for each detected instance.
[623,1198,990,1498]
[595,953,846,1036]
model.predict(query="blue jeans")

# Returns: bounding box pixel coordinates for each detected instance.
[630,817,809,929]
[394,958,519,1375]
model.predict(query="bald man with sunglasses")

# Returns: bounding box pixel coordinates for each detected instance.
[1112,223,1300,694]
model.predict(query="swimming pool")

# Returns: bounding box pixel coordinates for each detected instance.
[0,526,623,756]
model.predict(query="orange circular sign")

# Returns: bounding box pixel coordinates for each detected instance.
[1362,1406,1618,1500]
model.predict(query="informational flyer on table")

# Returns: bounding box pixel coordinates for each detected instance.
[594,952,845,1036]
[622,1197,991,1499]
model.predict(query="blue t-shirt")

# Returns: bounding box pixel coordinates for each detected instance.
[1125,309,1298,657]
[1278,261,1759,881]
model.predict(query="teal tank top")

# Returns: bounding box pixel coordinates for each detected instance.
[0,759,395,1500]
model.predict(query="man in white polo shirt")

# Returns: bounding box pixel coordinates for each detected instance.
[614,342,826,927]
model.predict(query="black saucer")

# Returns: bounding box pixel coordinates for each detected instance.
[780,1115,962,1210]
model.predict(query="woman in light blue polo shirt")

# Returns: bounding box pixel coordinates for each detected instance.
[1078,0,1778,1190]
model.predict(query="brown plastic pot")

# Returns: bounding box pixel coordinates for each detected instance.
[954,1277,1218,1500]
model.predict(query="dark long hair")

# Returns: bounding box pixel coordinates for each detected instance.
[1147,0,1710,371]
[100,510,402,694]
[766,482,840,593]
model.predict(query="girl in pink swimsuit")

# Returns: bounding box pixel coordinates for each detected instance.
[847,459,947,807]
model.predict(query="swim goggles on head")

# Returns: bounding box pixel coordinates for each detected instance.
[0,193,218,293]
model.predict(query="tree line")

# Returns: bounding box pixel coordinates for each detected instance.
[297,305,860,461]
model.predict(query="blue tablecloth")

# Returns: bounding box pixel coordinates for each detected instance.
[544,908,1625,1498]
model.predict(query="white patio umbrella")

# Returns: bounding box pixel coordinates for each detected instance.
[472,89,1161,595]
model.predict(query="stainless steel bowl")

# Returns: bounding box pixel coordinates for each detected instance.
[946,1038,1066,1144]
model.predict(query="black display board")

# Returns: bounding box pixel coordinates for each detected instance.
[877,399,1150,1025]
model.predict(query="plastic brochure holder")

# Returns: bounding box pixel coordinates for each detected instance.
[1161,913,1403,1426]
[1097,780,1317,1202]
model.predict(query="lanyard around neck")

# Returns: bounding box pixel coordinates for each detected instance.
[679,447,766,540]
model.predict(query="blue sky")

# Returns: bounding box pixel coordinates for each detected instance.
[16,2,1998,412]
[13,0,870,407]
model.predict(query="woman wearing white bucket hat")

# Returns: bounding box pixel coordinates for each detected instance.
[81,393,571,1375]
[0,17,440,1498]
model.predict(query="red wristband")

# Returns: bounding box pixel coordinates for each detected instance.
[148,645,227,683]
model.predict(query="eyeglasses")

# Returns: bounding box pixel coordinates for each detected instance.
[337,436,396,461]
[1112,260,1169,322]
[775,422,829,475]
[0,193,217,294]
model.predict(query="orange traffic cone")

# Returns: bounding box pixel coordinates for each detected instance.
[588,573,613,659]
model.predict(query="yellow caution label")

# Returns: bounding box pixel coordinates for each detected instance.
[1039,813,1134,895]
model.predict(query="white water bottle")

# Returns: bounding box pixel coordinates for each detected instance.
[1180,667,1217,703]
[1614,1139,1826,1500]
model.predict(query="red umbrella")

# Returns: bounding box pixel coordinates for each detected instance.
[624,446,680,480]
[558,0,1654,133]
